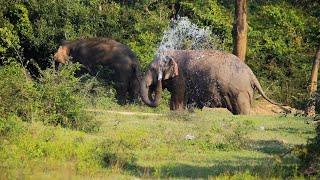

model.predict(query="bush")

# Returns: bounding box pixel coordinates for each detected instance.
[0,20,21,60]
[0,62,38,120]
[0,61,98,132]
[0,115,24,137]
[36,62,98,131]
[297,123,320,176]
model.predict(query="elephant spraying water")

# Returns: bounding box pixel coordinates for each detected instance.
[140,50,284,115]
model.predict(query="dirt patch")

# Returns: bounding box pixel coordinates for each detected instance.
[85,109,162,116]
[251,99,302,116]
[203,99,302,116]
[202,107,233,115]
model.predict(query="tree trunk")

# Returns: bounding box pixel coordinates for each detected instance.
[232,0,248,61]
[305,47,320,116]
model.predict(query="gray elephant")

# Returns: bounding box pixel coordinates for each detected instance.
[140,50,282,115]
[54,38,140,104]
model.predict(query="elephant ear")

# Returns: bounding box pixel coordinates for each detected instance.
[163,56,179,80]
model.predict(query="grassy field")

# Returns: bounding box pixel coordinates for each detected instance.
[0,103,315,179]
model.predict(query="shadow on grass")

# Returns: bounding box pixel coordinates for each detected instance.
[267,127,314,136]
[103,153,299,178]
[100,139,299,178]
[248,139,290,155]
[123,157,298,178]
[100,137,300,178]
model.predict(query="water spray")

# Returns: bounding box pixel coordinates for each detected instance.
[157,17,219,62]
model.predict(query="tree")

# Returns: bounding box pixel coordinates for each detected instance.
[232,0,248,61]
[305,47,320,116]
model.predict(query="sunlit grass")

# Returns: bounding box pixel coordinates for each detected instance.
[0,107,315,179]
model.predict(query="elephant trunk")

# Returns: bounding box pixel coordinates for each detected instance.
[140,75,162,107]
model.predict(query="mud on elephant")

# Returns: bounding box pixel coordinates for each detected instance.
[140,50,283,115]
[54,38,141,104]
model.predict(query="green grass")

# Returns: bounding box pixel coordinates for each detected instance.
[0,106,315,179]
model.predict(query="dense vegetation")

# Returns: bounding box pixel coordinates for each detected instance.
[0,62,99,131]
[1,0,319,105]
[1,0,320,178]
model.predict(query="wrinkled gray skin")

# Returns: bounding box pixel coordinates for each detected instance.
[54,38,140,104]
[140,50,281,115]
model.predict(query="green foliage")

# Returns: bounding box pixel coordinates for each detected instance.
[1,1,319,178]
[179,0,233,50]
[0,62,38,120]
[123,3,171,69]
[0,120,105,178]
[0,61,98,132]
[296,123,320,176]
[0,21,20,57]
[247,2,320,106]
[198,118,253,151]
[0,115,24,137]
[0,0,171,69]
[0,0,319,106]
[8,3,34,41]
[36,63,98,131]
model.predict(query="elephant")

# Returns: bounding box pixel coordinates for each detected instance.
[54,38,141,104]
[140,50,283,115]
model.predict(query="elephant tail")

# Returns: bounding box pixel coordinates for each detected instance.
[251,75,288,108]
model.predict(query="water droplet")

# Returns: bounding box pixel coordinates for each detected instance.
[157,17,220,62]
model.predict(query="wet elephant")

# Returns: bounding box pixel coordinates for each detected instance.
[54,38,141,104]
[140,50,282,115]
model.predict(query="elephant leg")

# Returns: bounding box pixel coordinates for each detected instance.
[223,95,234,114]
[128,76,139,104]
[236,92,251,115]
[115,82,127,105]
[112,66,131,105]
[168,77,185,111]
[170,94,184,110]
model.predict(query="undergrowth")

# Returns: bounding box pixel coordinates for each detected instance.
[0,61,99,132]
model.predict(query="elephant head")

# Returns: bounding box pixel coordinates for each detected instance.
[53,41,71,64]
[140,55,179,107]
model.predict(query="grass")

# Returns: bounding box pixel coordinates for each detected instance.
[0,105,316,179]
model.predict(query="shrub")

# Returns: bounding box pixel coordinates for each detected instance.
[79,73,119,109]
[0,61,98,132]
[36,62,98,131]
[0,62,38,121]
[297,123,320,177]
[0,20,21,60]
[0,115,24,137]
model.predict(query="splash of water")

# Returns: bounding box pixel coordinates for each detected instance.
[157,17,220,60]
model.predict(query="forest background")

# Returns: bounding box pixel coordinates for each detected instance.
[1,0,320,109]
